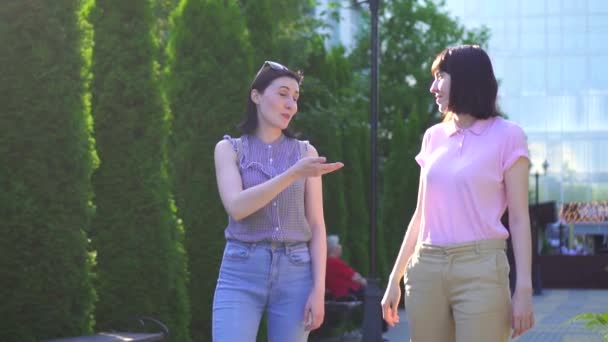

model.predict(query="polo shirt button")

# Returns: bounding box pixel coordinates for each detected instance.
[275,227,279,231]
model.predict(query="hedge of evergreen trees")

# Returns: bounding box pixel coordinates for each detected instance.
[0,0,487,340]
[88,0,190,340]
[0,1,96,341]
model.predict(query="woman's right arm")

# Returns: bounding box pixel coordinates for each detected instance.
[214,140,342,221]
[381,175,424,326]
[388,175,423,283]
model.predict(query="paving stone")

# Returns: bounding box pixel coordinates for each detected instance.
[381,289,608,342]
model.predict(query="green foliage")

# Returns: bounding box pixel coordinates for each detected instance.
[302,43,356,111]
[154,0,182,67]
[294,34,370,272]
[239,0,323,68]
[238,0,281,65]
[0,1,97,340]
[378,110,424,280]
[166,0,252,340]
[568,312,608,341]
[293,41,357,251]
[294,105,349,245]
[320,132,349,238]
[341,123,371,274]
[89,0,190,340]
[296,106,371,276]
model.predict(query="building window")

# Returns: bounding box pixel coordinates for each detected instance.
[562,16,587,52]
[521,18,545,53]
[562,56,586,92]
[589,0,608,12]
[588,15,608,53]
[547,17,561,53]
[547,57,562,93]
[522,0,544,16]
[522,58,545,94]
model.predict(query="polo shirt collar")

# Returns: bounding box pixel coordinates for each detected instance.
[444,116,495,137]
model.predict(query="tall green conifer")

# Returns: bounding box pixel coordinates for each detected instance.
[166,0,252,339]
[0,1,96,340]
[89,1,190,340]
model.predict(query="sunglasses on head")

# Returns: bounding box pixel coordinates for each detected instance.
[252,60,289,78]
[262,60,289,71]
[251,60,293,88]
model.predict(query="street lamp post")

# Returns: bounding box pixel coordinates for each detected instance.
[532,160,549,295]
[362,0,383,340]
[532,169,541,295]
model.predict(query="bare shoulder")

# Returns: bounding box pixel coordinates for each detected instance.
[305,141,319,157]
[214,139,237,161]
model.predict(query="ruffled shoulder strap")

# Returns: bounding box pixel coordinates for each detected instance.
[223,134,245,166]
[298,139,309,159]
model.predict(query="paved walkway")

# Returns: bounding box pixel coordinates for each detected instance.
[382,289,608,342]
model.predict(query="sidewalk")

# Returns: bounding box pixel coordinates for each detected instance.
[382,289,608,342]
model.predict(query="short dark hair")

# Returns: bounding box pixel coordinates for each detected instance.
[431,45,499,119]
[238,61,303,137]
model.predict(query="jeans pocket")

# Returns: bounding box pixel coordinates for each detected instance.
[223,242,251,262]
[287,245,311,266]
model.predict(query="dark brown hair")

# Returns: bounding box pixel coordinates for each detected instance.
[238,62,303,137]
[431,45,499,119]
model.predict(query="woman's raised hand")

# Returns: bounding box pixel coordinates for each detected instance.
[290,156,344,178]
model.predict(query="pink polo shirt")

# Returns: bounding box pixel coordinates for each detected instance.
[415,116,529,246]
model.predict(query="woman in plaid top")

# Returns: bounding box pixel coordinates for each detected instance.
[212,61,343,341]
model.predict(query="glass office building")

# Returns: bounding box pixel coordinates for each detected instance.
[443,0,608,205]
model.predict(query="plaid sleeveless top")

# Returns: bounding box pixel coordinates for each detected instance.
[222,134,312,243]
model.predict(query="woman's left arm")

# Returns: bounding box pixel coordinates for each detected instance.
[303,144,328,331]
[505,157,535,338]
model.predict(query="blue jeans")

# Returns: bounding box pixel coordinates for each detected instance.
[212,240,312,342]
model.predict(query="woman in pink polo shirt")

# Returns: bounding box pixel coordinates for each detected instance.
[381,45,534,342]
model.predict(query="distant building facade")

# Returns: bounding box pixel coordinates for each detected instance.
[442,0,608,205]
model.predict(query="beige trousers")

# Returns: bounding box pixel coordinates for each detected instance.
[404,239,511,342]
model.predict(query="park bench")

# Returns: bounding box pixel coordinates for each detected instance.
[310,292,363,339]
[42,332,164,342]
[325,298,363,323]
[41,317,168,342]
